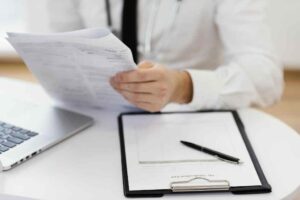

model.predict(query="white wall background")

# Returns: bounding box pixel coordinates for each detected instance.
[1,0,300,69]
[266,0,300,69]
[0,0,25,58]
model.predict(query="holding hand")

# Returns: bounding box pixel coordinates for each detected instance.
[110,61,193,112]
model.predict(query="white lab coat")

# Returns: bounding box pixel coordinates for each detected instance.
[47,0,283,110]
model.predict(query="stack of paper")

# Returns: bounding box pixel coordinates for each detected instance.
[7,28,136,110]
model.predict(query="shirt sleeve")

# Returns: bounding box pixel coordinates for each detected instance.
[185,0,284,110]
[47,0,84,32]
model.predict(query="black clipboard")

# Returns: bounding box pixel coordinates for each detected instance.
[118,110,271,197]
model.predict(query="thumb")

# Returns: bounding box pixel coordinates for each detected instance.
[137,60,154,69]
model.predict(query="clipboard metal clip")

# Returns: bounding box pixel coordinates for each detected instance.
[170,177,230,192]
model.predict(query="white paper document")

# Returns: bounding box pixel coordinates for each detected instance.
[7,28,136,109]
[122,112,261,191]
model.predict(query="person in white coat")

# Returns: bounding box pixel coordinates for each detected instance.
[47,0,283,112]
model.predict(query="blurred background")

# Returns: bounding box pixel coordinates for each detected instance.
[0,0,299,133]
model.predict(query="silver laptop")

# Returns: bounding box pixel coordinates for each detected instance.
[0,96,93,171]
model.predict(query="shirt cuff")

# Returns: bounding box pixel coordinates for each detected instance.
[185,69,223,110]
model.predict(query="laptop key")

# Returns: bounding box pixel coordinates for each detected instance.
[3,128,12,134]
[19,129,29,134]
[0,134,9,139]
[3,124,13,128]
[12,127,21,131]
[10,132,30,140]
[2,141,16,148]
[7,137,23,144]
[26,131,38,137]
[0,145,9,152]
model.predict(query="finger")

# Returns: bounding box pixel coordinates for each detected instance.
[114,81,163,94]
[115,68,161,83]
[120,90,161,104]
[133,102,161,113]
[111,61,153,83]
[109,77,119,91]
[138,60,154,69]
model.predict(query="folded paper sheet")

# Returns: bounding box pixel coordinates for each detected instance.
[7,28,136,110]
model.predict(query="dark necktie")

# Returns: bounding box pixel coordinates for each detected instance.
[121,0,138,63]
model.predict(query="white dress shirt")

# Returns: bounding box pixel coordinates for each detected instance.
[47,0,283,110]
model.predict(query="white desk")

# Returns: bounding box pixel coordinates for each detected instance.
[0,78,299,200]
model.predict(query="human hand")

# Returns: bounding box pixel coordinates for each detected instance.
[110,61,193,112]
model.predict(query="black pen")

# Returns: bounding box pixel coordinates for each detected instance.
[180,140,243,165]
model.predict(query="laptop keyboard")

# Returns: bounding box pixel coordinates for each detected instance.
[0,121,38,154]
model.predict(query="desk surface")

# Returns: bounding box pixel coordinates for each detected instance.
[0,78,299,200]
